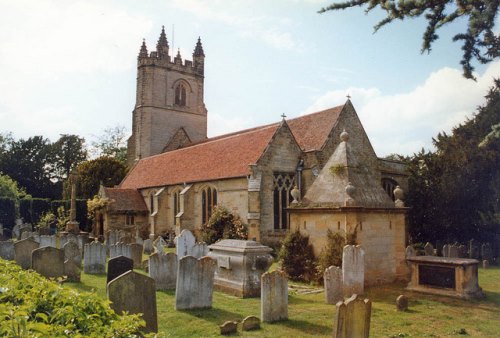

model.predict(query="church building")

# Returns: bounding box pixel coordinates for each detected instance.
[94,27,408,283]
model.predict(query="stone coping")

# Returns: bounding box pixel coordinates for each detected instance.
[287,205,409,213]
[209,239,272,253]
[407,256,479,266]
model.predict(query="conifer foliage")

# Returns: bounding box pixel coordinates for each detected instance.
[279,230,317,282]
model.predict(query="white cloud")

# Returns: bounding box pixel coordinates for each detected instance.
[303,60,500,156]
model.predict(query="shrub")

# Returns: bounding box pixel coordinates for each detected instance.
[199,205,248,244]
[0,258,145,337]
[278,230,317,282]
[317,230,345,279]
[0,197,16,229]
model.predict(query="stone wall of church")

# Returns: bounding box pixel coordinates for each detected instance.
[290,209,407,285]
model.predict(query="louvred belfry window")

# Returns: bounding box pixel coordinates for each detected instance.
[273,172,295,230]
[175,83,187,106]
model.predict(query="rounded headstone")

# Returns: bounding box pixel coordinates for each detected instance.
[396,295,409,312]
[220,321,238,335]
[483,260,489,269]
[242,316,260,331]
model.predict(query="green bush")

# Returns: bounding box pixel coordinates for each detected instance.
[199,205,248,244]
[0,258,145,337]
[317,230,345,280]
[0,198,16,229]
[278,230,317,282]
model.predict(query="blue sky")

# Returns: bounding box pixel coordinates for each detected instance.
[0,0,498,157]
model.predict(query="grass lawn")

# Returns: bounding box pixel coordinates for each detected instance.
[64,265,500,337]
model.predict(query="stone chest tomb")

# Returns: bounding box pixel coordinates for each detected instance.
[208,239,273,297]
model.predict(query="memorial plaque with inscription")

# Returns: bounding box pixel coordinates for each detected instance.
[418,264,455,289]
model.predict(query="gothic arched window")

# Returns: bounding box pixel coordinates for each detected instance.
[382,178,398,201]
[175,83,187,106]
[201,186,217,224]
[273,172,295,230]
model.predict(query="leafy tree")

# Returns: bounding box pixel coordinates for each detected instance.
[0,173,28,200]
[199,205,248,244]
[319,0,499,79]
[90,125,129,165]
[75,156,127,199]
[51,134,88,181]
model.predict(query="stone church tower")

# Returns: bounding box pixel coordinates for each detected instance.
[127,27,207,166]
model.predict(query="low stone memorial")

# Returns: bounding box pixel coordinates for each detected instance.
[483,260,489,269]
[64,240,82,267]
[64,259,81,282]
[333,294,371,338]
[324,265,343,304]
[0,240,14,260]
[148,252,177,290]
[242,316,260,331]
[14,238,40,269]
[83,241,106,274]
[424,242,434,256]
[107,255,134,284]
[406,256,484,299]
[208,239,273,297]
[32,247,65,278]
[261,270,288,323]
[129,243,143,268]
[39,235,57,248]
[396,295,408,311]
[342,245,365,296]
[107,270,158,333]
[220,321,238,335]
[175,256,216,310]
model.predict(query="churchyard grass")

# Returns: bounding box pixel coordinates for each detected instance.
[63,266,500,337]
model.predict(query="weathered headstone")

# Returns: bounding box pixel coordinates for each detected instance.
[64,240,82,267]
[110,243,131,259]
[107,270,158,333]
[442,244,450,258]
[64,259,81,282]
[175,229,196,258]
[14,238,40,269]
[424,242,434,256]
[481,243,492,262]
[396,295,409,311]
[191,242,209,258]
[153,236,167,254]
[242,316,260,331]
[405,245,416,259]
[482,260,489,269]
[220,321,238,335]
[39,235,57,248]
[143,239,154,255]
[342,245,365,296]
[32,247,65,278]
[448,244,459,258]
[107,255,134,284]
[435,240,444,257]
[83,241,106,274]
[12,224,20,239]
[0,240,15,260]
[129,243,143,268]
[458,245,468,258]
[324,266,343,304]
[149,252,178,290]
[175,256,216,310]
[261,270,288,323]
[333,294,371,338]
[469,239,480,259]
[77,233,90,253]
[107,230,120,246]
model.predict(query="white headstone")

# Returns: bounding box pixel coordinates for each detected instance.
[39,235,57,248]
[175,230,196,258]
[324,266,343,304]
[261,270,288,322]
[149,252,178,290]
[342,245,365,297]
[175,256,216,310]
[83,241,106,274]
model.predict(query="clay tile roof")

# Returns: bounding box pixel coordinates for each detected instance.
[104,187,148,212]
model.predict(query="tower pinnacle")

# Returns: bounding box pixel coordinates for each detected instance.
[139,39,148,58]
[193,37,205,57]
[156,25,169,57]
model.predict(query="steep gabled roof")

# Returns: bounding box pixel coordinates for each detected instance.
[120,104,345,190]
[103,187,148,212]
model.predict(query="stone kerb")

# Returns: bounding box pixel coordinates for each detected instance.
[333,294,372,338]
[83,241,106,274]
[14,238,40,269]
[107,255,134,284]
[175,229,196,258]
[149,252,178,290]
[39,235,57,248]
[261,270,288,323]
[324,266,343,304]
[342,245,365,297]
[64,240,82,267]
[32,247,65,279]
[175,256,216,310]
[107,270,158,333]
[0,240,15,260]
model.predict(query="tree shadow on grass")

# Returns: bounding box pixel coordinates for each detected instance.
[277,318,332,335]
[177,306,245,325]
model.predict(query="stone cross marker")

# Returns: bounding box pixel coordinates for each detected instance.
[333,294,372,338]
[149,252,178,290]
[342,245,365,296]
[107,270,158,333]
[175,256,216,310]
[261,270,288,323]
[0,240,15,260]
[107,255,134,284]
[324,266,343,304]
[14,238,40,269]
[424,242,434,256]
[83,241,106,274]
[64,240,82,267]
[32,247,65,279]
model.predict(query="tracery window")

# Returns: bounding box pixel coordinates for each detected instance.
[174,83,187,106]
[273,172,295,230]
[201,186,217,224]
[382,178,398,201]
[173,190,180,225]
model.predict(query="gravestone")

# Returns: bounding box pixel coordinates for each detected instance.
[107,270,157,333]
[405,245,416,259]
[191,242,209,258]
[77,233,90,253]
[110,243,131,259]
[64,240,82,267]
[0,240,15,260]
[175,230,196,258]
[261,270,288,323]
[12,224,20,239]
[442,244,450,258]
[448,244,459,258]
[469,239,480,259]
[39,235,57,248]
[14,238,40,269]
[342,245,365,296]
[64,259,81,282]
[333,294,371,338]
[129,243,143,268]
[242,316,260,331]
[60,233,78,250]
[107,255,134,284]
[148,252,178,290]
[483,260,489,269]
[175,256,216,310]
[107,230,120,246]
[481,243,492,262]
[220,321,238,335]
[396,295,408,311]
[83,241,106,274]
[153,236,167,254]
[19,226,32,239]
[424,242,434,256]
[324,266,343,304]
[458,245,468,258]
[143,239,154,255]
[32,247,65,278]
[435,240,444,256]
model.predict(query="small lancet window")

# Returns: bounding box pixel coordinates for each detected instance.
[175,83,187,106]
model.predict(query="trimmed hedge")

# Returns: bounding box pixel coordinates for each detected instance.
[0,198,16,229]
[19,198,89,230]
